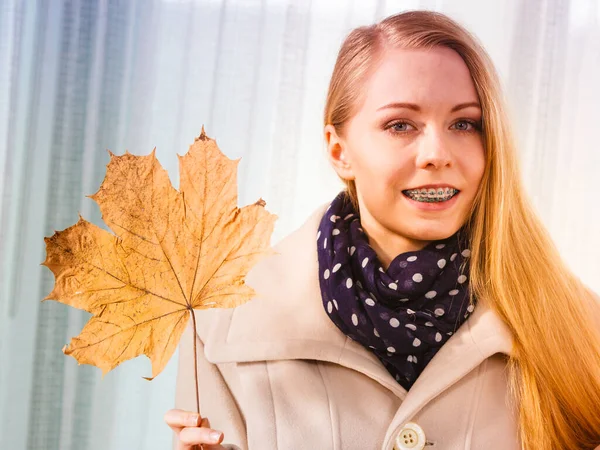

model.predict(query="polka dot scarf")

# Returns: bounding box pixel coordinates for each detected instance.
[317,190,476,390]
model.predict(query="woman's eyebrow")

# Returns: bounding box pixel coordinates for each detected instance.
[376,102,481,112]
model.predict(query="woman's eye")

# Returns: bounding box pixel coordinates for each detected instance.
[388,122,415,133]
[453,120,478,132]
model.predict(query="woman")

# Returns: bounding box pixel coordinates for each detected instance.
[165,10,600,450]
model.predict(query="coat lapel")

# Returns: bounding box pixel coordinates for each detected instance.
[200,200,514,410]
[381,300,514,448]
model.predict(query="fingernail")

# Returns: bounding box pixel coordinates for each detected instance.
[187,414,199,426]
[210,431,222,443]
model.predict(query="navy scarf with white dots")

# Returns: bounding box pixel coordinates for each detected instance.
[317,190,476,390]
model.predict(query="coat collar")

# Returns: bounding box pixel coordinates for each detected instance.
[199,201,514,408]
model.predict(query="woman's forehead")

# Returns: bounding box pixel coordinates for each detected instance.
[359,47,479,114]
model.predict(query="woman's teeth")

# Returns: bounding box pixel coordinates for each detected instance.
[402,187,459,203]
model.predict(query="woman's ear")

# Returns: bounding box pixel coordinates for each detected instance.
[324,124,355,181]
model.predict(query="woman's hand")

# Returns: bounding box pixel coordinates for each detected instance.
[165,408,227,449]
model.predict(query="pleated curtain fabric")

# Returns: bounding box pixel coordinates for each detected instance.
[0,0,598,449]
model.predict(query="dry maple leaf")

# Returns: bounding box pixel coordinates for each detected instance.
[41,127,277,381]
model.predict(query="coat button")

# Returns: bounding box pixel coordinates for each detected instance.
[393,422,426,450]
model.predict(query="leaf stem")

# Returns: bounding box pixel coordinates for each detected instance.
[190,308,204,450]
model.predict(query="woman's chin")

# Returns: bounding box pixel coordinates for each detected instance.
[401,217,462,242]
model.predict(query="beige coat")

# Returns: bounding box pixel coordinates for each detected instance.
[173,201,527,450]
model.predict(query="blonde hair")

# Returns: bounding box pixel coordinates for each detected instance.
[324,10,600,450]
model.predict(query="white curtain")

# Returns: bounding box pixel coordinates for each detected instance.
[0,0,598,449]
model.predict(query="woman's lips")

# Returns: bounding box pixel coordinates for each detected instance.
[401,190,460,211]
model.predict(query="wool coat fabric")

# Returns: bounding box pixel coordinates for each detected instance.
[172,201,598,450]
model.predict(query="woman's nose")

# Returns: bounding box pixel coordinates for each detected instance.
[414,131,453,169]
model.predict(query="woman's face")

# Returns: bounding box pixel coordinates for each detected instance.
[325,46,485,264]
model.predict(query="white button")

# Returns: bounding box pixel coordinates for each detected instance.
[393,422,426,450]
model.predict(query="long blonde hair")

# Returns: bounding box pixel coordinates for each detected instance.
[324,10,600,450]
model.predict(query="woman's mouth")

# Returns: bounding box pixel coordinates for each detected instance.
[401,187,459,203]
